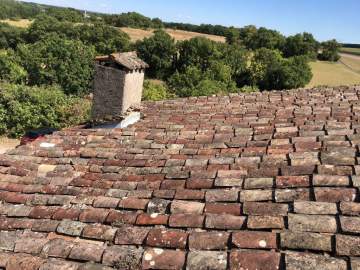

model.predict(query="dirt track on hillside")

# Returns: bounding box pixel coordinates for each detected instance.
[340,53,360,61]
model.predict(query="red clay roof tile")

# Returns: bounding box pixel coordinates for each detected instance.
[1,86,360,269]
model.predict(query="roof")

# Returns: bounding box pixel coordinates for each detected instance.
[1,86,360,269]
[95,51,149,70]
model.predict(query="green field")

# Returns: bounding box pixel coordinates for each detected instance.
[340,47,360,56]
[308,60,360,87]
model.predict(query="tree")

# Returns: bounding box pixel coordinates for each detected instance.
[176,37,223,72]
[151,18,164,29]
[250,48,312,90]
[284,32,319,59]
[168,61,237,97]
[319,39,340,61]
[280,56,313,89]
[205,61,237,91]
[168,66,203,97]
[223,44,251,87]
[238,25,257,47]
[75,23,130,55]
[225,27,240,44]
[105,12,154,29]
[249,48,283,89]
[0,83,90,137]
[0,50,27,84]
[249,27,286,50]
[46,6,84,22]
[27,15,131,55]
[136,30,176,79]
[26,14,72,43]
[0,0,41,19]
[0,22,25,50]
[17,34,95,95]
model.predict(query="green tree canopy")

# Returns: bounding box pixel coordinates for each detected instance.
[0,49,27,84]
[168,61,237,97]
[319,39,340,62]
[223,44,251,87]
[104,12,162,29]
[280,56,313,89]
[26,15,130,54]
[46,7,84,22]
[176,37,223,72]
[249,27,286,50]
[74,23,130,55]
[284,32,319,59]
[0,0,41,19]
[17,34,95,95]
[0,22,25,50]
[136,30,176,79]
[249,48,312,90]
[0,83,90,137]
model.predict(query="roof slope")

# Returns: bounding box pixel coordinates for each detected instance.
[1,86,360,270]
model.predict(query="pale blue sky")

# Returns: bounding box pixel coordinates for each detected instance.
[23,0,360,43]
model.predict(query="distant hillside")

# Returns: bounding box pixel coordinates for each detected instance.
[0,0,229,39]
[120,27,226,43]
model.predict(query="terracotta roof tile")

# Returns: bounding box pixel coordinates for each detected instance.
[1,85,360,269]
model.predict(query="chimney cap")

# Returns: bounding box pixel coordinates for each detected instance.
[95,51,149,70]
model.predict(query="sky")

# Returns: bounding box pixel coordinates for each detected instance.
[22,0,360,43]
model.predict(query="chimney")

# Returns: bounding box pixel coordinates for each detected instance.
[91,51,148,128]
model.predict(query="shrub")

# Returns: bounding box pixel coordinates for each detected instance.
[0,50,27,84]
[168,63,238,97]
[239,85,259,93]
[142,80,174,101]
[191,79,229,96]
[0,83,91,137]
[17,34,95,95]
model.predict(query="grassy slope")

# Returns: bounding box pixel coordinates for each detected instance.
[2,19,226,43]
[340,54,360,73]
[340,47,360,56]
[0,19,32,28]
[120,27,226,43]
[308,60,360,87]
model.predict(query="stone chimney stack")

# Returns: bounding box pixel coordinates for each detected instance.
[92,52,148,127]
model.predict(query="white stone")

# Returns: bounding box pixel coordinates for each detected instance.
[154,248,163,255]
[144,253,152,261]
[259,240,267,248]
[40,142,55,148]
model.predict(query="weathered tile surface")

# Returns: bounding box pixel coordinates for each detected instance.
[1,86,360,269]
